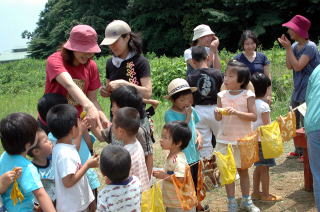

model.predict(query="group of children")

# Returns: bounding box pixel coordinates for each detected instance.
[0,47,281,212]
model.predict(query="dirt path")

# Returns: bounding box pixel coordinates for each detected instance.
[201,141,316,211]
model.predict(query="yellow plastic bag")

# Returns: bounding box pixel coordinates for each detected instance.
[277,111,296,142]
[141,182,166,212]
[260,121,283,159]
[215,144,237,185]
[238,131,259,169]
[172,165,198,210]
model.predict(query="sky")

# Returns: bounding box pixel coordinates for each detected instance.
[0,0,47,53]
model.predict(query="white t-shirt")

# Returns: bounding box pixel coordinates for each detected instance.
[252,99,270,131]
[124,140,150,192]
[97,176,141,212]
[52,143,94,212]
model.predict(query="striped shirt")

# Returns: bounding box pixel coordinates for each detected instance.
[124,140,150,191]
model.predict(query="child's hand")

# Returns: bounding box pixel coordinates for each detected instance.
[153,170,167,179]
[185,106,192,116]
[0,167,22,190]
[79,118,91,134]
[86,154,99,168]
[225,107,238,115]
[196,133,203,150]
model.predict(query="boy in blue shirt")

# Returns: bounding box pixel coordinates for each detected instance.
[0,112,55,212]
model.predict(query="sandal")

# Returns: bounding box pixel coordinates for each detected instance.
[286,152,299,159]
[251,192,262,200]
[196,204,210,212]
[260,194,283,202]
[297,155,304,163]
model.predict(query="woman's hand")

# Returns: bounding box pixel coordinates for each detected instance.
[109,79,129,91]
[100,85,112,98]
[84,104,101,129]
[278,34,291,49]
[210,35,220,53]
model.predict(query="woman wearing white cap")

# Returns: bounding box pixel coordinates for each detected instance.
[44,24,108,128]
[184,24,221,76]
[100,20,152,99]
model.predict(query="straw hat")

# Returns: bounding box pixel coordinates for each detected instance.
[165,78,197,99]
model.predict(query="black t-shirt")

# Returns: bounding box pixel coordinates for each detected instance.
[106,54,151,85]
[187,68,223,105]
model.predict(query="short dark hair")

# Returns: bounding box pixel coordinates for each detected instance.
[0,113,38,155]
[226,60,251,89]
[251,72,271,98]
[100,145,131,183]
[113,107,140,137]
[239,30,258,49]
[191,46,208,62]
[37,93,68,134]
[110,86,145,118]
[46,104,78,139]
[163,121,191,150]
[171,89,193,102]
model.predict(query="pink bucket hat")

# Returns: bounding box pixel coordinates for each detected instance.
[64,25,101,53]
[282,15,311,39]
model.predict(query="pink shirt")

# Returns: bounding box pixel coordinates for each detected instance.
[217,90,255,144]
[124,140,150,192]
[45,51,101,113]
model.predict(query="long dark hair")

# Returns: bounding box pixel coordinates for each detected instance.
[122,32,143,54]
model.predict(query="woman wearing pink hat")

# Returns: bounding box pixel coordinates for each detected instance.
[278,15,320,162]
[44,24,108,128]
[184,24,221,76]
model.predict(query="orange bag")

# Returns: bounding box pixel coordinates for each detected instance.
[238,130,259,169]
[196,161,206,203]
[277,111,296,142]
[171,165,197,210]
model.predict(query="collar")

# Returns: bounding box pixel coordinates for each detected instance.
[111,51,136,68]
[109,176,133,185]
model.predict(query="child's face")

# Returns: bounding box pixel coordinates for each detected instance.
[224,69,242,90]
[36,130,53,158]
[160,128,181,151]
[172,93,193,112]
[111,101,120,116]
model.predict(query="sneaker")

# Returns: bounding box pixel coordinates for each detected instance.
[286,152,299,159]
[240,197,260,212]
[228,198,238,212]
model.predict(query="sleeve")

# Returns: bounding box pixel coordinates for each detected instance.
[261,53,270,65]
[217,90,225,98]
[138,56,151,78]
[57,153,78,178]
[233,53,241,61]
[88,60,102,91]
[303,43,317,60]
[184,48,192,61]
[105,59,112,80]
[174,155,187,177]
[246,90,256,98]
[46,52,68,82]
[260,101,271,113]
[192,108,200,125]
[19,164,43,194]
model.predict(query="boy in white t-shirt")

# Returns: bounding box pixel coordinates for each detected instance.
[251,73,282,202]
[112,107,150,192]
[47,104,99,212]
[97,145,141,212]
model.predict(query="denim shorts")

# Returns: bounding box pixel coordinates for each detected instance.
[254,143,276,167]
